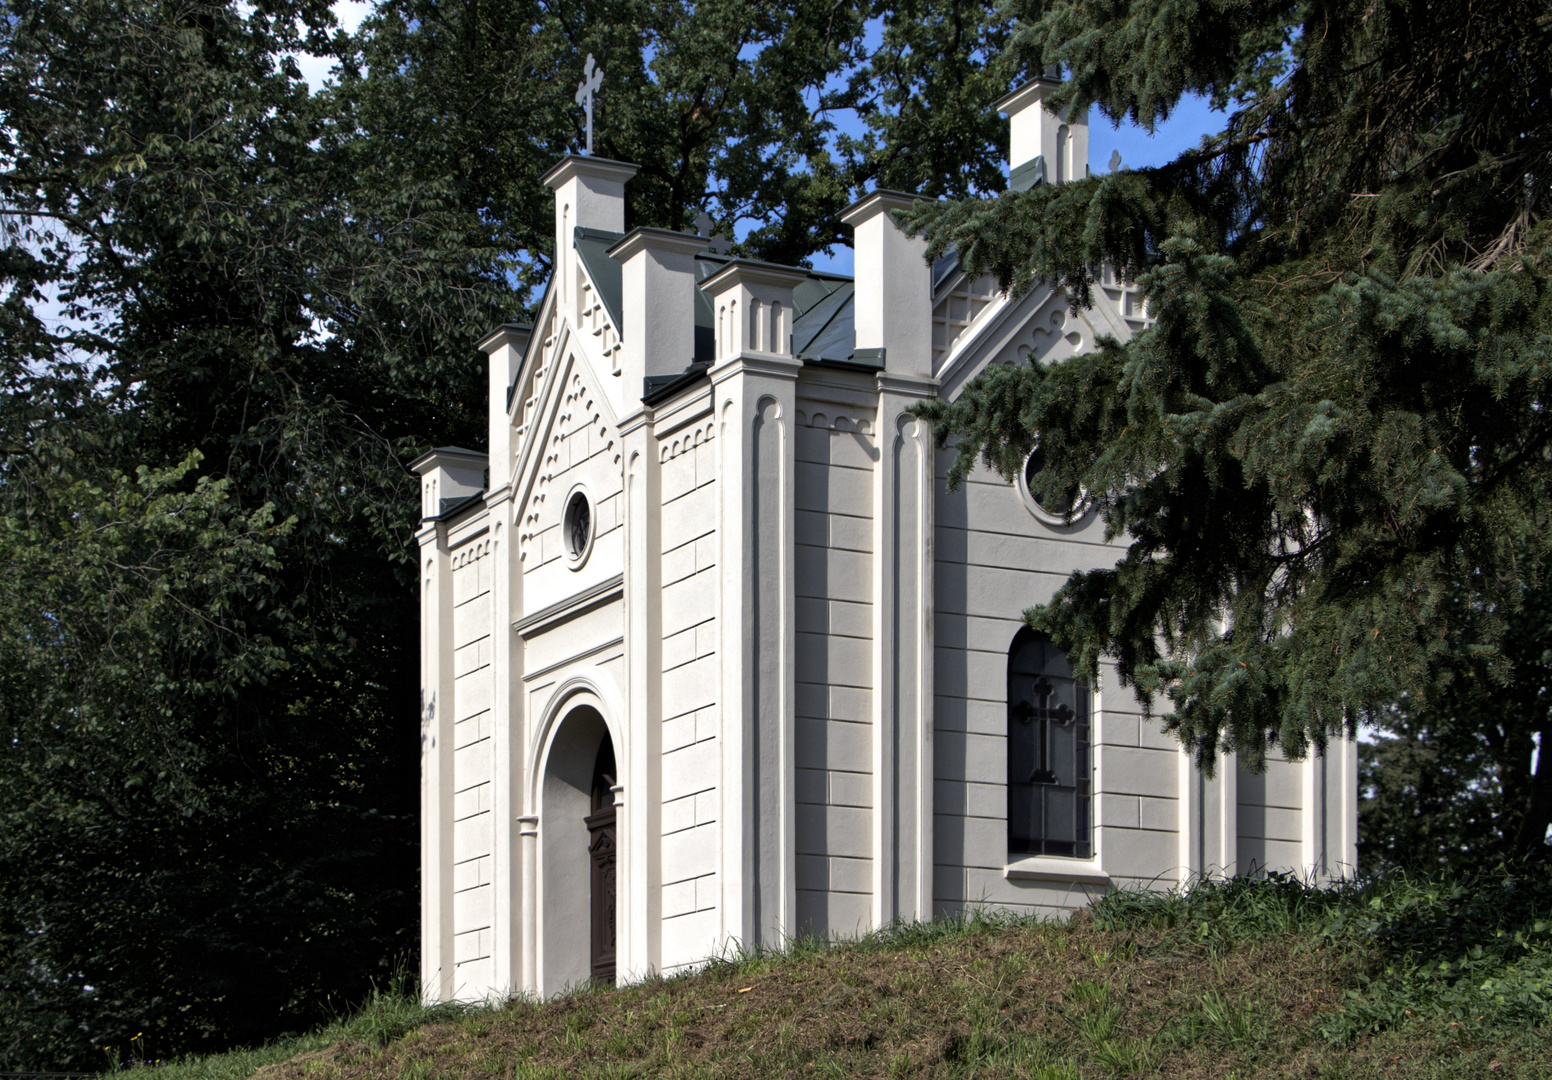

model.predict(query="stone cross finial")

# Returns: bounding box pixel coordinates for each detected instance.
[576,54,603,155]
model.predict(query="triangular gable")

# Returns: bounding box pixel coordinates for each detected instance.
[510,302,623,568]
[936,279,1116,400]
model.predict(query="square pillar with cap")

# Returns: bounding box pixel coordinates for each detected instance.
[996,75,1090,190]
[699,258,809,950]
[607,227,708,401]
[841,189,933,378]
[540,155,640,315]
[409,446,488,1002]
[841,189,940,927]
[604,226,706,977]
[477,323,533,493]
[475,322,534,997]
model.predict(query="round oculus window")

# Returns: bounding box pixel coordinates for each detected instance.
[564,490,592,563]
[1020,444,1089,525]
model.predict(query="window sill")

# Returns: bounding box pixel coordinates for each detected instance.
[1004,856,1111,885]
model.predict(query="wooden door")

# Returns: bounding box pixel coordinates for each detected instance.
[586,739,617,984]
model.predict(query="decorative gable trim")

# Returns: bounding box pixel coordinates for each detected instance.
[573,227,625,378]
[937,283,1108,400]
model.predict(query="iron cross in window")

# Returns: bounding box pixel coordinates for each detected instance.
[1013,675,1074,784]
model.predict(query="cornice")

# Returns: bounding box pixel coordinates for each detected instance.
[708,352,804,386]
[876,371,940,398]
[698,257,811,296]
[839,188,924,226]
[605,226,708,262]
[993,75,1061,115]
[407,446,486,475]
[475,321,534,355]
[514,573,625,638]
[538,154,640,189]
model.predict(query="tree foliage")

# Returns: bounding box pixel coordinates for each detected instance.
[344,0,1020,287]
[906,0,1552,851]
[1358,572,1552,873]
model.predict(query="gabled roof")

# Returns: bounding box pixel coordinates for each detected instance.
[527,228,886,409]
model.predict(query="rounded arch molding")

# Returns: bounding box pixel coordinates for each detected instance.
[526,675,626,813]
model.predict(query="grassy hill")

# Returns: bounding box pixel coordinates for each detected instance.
[128,871,1552,1080]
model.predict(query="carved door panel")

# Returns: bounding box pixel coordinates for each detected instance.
[585,803,616,984]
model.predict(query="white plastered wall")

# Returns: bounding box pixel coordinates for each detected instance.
[792,401,878,940]
[656,405,724,971]
[449,517,497,997]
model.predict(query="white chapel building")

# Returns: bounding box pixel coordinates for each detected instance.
[413,77,1359,1002]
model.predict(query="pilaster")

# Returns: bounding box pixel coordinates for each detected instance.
[1301,738,1358,881]
[518,814,539,992]
[416,518,455,1002]
[487,491,522,996]
[1178,748,1238,885]
[844,192,938,926]
[871,374,939,925]
[621,406,663,978]
[703,258,809,948]
[409,448,486,1003]
[476,324,531,999]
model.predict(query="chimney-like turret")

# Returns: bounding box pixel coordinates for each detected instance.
[996,73,1089,191]
[698,259,810,362]
[539,155,640,311]
[409,447,487,520]
[607,227,707,405]
[476,322,533,490]
[840,189,931,378]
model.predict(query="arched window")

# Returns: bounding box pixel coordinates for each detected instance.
[1007,628,1092,858]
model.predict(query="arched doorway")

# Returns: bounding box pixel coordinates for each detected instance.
[538,702,618,993]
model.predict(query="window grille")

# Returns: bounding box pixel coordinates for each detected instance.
[1007,628,1092,858]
